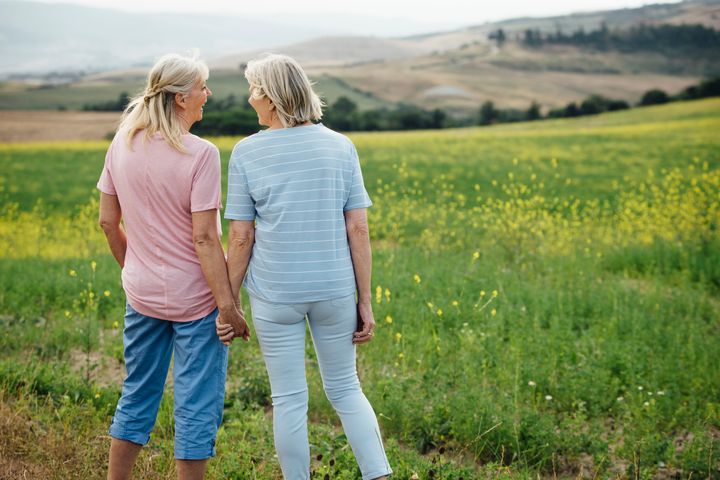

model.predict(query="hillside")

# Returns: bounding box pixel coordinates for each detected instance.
[1,0,718,113]
[309,41,707,112]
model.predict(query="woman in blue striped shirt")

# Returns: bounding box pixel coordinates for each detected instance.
[218,54,392,480]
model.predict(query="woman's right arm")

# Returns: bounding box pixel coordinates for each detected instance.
[192,210,250,343]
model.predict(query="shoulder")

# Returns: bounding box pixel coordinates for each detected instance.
[316,124,354,148]
[184,133,220,158]
[231,131,266,156]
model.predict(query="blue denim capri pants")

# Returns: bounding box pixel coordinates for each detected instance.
[109,302,228,460]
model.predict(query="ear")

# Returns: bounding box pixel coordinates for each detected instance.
[175,92,186,108]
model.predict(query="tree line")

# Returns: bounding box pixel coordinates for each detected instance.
[82,77,720,135]
[513,23,720,53]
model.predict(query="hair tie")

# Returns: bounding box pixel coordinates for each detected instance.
[143,89,163,104]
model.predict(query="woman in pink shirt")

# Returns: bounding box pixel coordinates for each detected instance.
[97,53,248,480]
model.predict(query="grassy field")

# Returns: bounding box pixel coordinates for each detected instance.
[0,98,719,479]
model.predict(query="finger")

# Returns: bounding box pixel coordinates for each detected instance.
[352,334,373,344]
[217,323,233,333]
[353,325,369,337]
[353,323,374,337]
[220,332,235,344]
[352,328,375,342]
[216,327,233,337]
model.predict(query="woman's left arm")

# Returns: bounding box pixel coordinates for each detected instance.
[98,192,127,268]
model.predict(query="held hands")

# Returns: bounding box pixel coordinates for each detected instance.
[353,301,376,345]
[216,303,250,346]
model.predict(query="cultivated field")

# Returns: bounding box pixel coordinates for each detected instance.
[0,110,121,143]
[0,99,718,479]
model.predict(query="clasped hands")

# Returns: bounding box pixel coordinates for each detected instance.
[216,303,250,346]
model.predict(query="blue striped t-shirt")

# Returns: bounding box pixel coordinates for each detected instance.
[224,123,372,304]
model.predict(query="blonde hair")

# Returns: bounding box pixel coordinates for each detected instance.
[244,54,324,127]
[118,52,209,152]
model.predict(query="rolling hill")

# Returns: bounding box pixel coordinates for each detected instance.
[0,0,718,115]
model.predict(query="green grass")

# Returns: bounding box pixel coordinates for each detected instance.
[1,98,719,478]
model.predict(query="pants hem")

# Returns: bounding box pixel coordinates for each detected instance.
[109,427,149,446]
[362,469,393,480]
[174,446,216,460]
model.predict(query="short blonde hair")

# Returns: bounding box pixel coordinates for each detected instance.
[244,54,324,127]
[118,52,209,152]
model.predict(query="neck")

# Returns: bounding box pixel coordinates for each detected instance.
[176,112,193,133]
[267,120,312,131]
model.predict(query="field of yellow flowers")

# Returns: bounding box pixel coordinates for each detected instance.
[1,98,718,479]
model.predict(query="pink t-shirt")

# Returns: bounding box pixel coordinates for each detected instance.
[97,131,222,322]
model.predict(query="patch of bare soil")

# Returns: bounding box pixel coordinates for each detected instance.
[68,329,126,388]
[0,110,120,143]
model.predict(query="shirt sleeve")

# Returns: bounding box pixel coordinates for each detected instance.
[96,141,117,195]
[344,142,373,211]
[224,147,256,221]
[190,145,222,212]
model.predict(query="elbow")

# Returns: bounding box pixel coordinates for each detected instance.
[346,219,370,238]
[98,217,118,235]
[192,231,216,248]
[229,228,255,251]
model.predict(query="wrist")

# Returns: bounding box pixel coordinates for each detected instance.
[218,302,237,313]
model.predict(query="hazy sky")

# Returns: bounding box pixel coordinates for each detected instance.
[16,0,682,30]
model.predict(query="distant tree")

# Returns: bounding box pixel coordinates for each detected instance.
[324,96,359,131]
[190,107,259,136]
[639,89,670,106]
[488,29,507,46]
[698,77,720,97]
[390,104,427,130]
[526,101,541,121]
[564,102,581,117]
[430,109,447,129]
[331,96,358,116]
[358,109,383,131]
[546,107,567,119]
[478,101,499,125]
[606,99,630,111]
[523,29,543,47]
[580,95,611,115]
[497,108,526,123]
